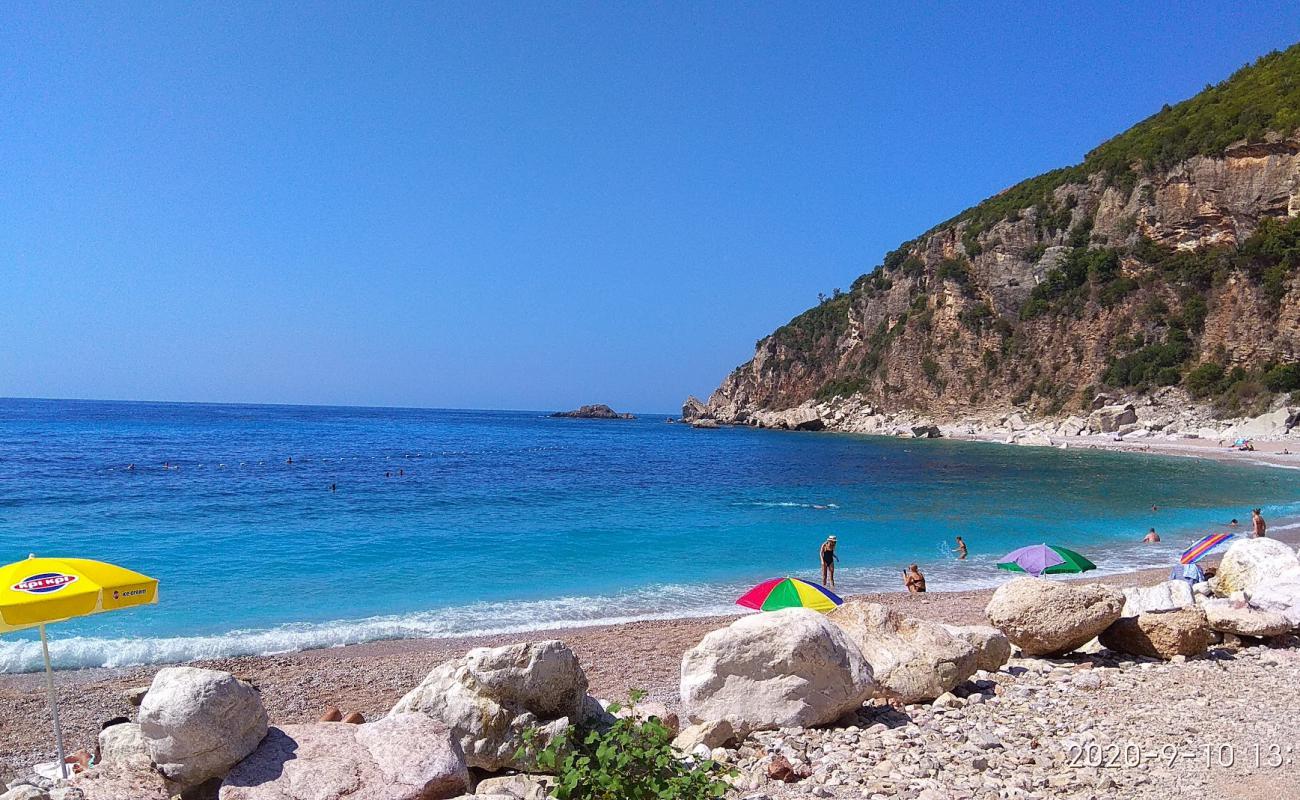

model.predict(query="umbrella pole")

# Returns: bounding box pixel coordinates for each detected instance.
[39,624,68,780]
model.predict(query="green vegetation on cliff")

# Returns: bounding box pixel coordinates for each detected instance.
[756,43,1300,418]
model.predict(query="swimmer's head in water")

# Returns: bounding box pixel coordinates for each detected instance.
[1253,508,1262,514]
[1231,519,1239,524]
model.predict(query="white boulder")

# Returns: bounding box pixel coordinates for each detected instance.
[942,624,1012,672]
[139,667,268,790]
[1246,565,1300,629]
[389,640,588,772]
[827,600,977,703]
[1211,538,1300,596]
[680,609,874,731]
[97,722,148,766]
[220,714,469,800]
[1201,598,1294,637]
[985,578,1124,656]
[1121,581,1195,617]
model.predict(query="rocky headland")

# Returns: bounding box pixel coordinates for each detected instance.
[685,47,1300,449]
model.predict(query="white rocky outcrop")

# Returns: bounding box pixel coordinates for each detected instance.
[389,640,588,772]
[1210,538,1300,596]
[139,667,268,790]
[828,600,978,703]
[680,609,874,731]
[219,714,469,800]
[985,579,1124,656]
[1120,581,1195,617]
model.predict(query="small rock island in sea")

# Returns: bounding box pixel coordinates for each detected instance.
[550,403,635,419]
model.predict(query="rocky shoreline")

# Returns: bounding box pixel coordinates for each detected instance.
[5,537,1300,799]
[681,387,1300,465]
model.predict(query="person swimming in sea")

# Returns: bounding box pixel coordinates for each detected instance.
[954,536,967,560]
[820,535,839,588]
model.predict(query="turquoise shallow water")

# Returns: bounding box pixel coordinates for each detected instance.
[1,398,1297,672]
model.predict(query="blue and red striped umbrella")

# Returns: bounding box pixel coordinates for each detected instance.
[1180,533,1233,565]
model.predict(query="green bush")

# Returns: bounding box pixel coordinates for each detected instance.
[1184,362,1225,398]
[516,691,732,800]
[1263,362,1300,392]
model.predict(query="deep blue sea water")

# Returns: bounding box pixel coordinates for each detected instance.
[2,397,1298,672]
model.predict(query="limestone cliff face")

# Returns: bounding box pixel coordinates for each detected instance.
[694,138,1300,426]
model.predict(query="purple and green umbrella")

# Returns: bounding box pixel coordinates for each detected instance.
[996,544,1096,577]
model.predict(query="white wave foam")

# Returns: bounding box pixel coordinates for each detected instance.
[735,501,840,509]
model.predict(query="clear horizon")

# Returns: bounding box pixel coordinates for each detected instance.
[5,3,1300,411]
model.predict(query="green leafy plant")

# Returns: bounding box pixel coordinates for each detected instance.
[515,690,733,800]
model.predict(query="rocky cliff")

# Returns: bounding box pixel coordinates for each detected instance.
[688,46,1300,434]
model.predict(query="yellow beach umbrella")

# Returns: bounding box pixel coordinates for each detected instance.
[0,555,158,777]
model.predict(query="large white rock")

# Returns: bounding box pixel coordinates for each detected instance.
[0,787,48,800]
[139,667,268,790]
[389,640,588,772]
[1211,538,1300,596]
[1088,404,1137,433]
[1246,564,1300,629]
[680,609,874,731]
[1121,581,1195,617]
[827,600,977,703]
[220,714,469,800]
[1201,598,1294,637]
[942,624,1012,672]
[985,579,1124,656]
[97,722,148,766]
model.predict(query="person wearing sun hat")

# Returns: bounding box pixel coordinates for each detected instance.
[819,535,840,589]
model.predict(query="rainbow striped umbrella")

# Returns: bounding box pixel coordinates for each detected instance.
[737,577,843,613]
[1180,532,1234,565]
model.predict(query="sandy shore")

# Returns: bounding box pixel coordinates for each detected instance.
[0,567,1172,781]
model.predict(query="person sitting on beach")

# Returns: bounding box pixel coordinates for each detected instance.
[1143,528,1160,543]
[1252,508,1267,538]
[954,536,967,560]
[903,564,926,593]
[820,535,839,588]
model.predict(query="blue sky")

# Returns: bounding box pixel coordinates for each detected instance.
[3,3,1299,413]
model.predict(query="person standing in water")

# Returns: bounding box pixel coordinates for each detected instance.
[820,536,839,588]
[1143,528,1160,543]
[1252,508,1267,538]
[954,536,967,560]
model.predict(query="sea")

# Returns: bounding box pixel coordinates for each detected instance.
[2,397,1298,673]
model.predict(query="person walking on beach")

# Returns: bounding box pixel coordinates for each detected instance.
[1252,508,1267,538]
[954,536,967,560]
[820,536,839,588]
[1143,528,1160,543]
[903,564,926,593]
